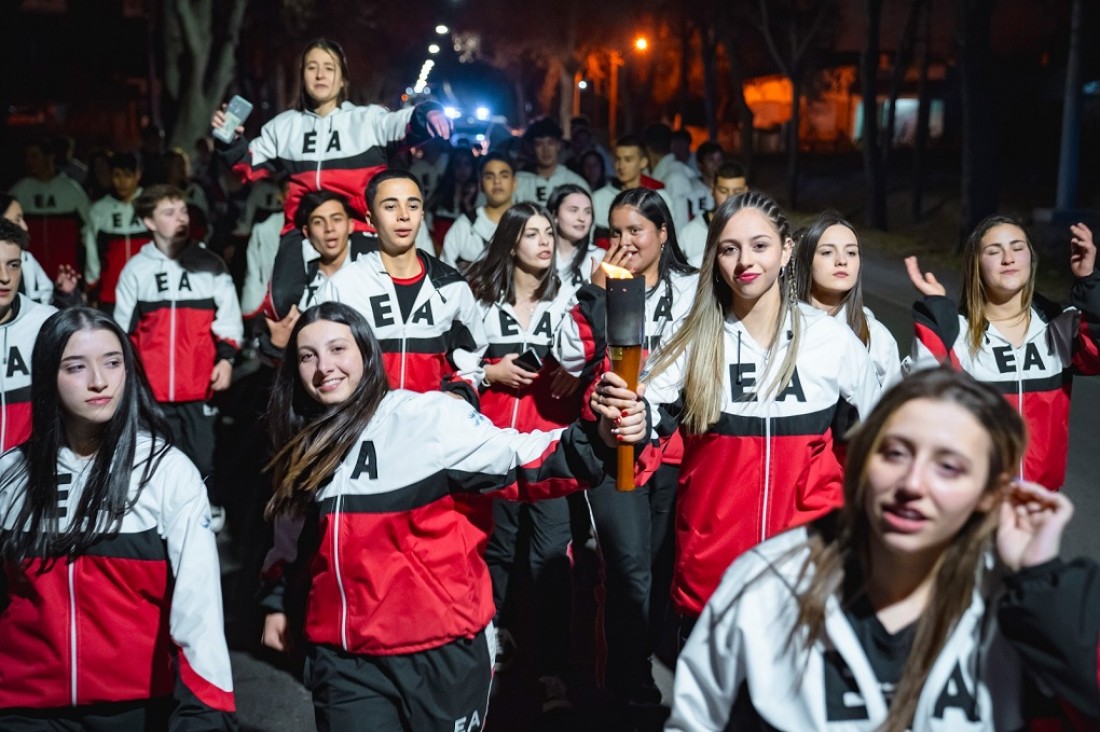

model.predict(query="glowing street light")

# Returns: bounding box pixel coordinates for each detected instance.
[428,43,440,54]
[435,24,449,35]
[634,36,648,52]
[578,80,588,90]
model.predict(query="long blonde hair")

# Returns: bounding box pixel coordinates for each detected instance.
[960,215,1036,356]
[645,191,801,433]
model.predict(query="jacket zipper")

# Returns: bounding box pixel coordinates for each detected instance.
[332,493,349,651]
[510,330,527,429]
[169,271,177,401]
[1,324,8,448]
[314,115,329,190]
[68,561,78,705]
[761,405,772,543]
[1015,342,1025,478]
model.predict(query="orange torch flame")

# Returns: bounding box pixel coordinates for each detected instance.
[600,262,633,280]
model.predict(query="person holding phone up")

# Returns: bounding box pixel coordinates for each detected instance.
[210,40,450,315]
[464,202,585,713]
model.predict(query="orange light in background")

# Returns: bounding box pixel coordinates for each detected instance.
[634,36,648,52]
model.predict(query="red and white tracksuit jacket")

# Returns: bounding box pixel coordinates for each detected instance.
[319,250,487,394]
[477,288,579,432]
[907,274,1100,490]
[642,303,880,616]
[556,272,698,463]
[84,191,151,304]
[259,390,611,656]
[259,233,378,321]
[114,243,243,403]
[0,295,56,451]
[0,437,236,725]
[9,173,90,279]
[218,101,441,234]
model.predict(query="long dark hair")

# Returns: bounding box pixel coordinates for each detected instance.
[0,308,170,562]
[266,302,391,518]
[297,39,351,112]
[0,193,18,219]
[427,146,477,217]
[547,184,594,284]
[608,187,695,295]
[794,368,1025,732]
[793,210,870,345]
[466,203,561,306]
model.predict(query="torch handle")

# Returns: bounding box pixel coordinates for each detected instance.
[608,344,643,491]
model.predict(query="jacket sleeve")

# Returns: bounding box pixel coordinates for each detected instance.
[554,284,605,382]
[867,312,903,389]
[364,104,419,147]
[159,451,238,728]
[83,205,101,289]
[442,281,488,398]
[406,102,444,146]
[218,120,280,185]
[434,393,613,502]
[998,558,1100,720]
[240,225,272,320]
[113,263,140,335]
[1069,271,1100,375]
[907,295,962,372]
[258,513,313,616]
[211,271,243,363]
[665,549,763,731]
[837,327,883,424]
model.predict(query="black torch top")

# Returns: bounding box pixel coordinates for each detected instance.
[605,275,646,347]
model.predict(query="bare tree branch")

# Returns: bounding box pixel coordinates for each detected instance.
[208,0,248,98]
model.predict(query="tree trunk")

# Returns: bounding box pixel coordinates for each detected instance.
[560,64,575,137]
[786,74,801,210]
[1055,0,1084,209]
[861,0,888,229]
[678,12,692,124]
[959,0,999,248]
[163,0,248,148]
[911,0,932,221]
[882,0,924,172]
[702,25,719,140]
[718,31,754,169]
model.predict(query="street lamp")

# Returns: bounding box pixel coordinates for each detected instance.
[428,43,440,54]
[609,37,649,140]
[435,24,449,35]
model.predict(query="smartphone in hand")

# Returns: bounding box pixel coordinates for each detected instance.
[213,95,254,144]
[514,348,543,373]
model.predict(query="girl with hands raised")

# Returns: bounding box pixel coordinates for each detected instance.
[905,217,1100,491]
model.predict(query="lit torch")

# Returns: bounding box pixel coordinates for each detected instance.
[601,262,645,491]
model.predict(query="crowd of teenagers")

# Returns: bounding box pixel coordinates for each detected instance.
[0,38,1098,732]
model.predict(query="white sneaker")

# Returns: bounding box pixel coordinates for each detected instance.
[208,505,226,533]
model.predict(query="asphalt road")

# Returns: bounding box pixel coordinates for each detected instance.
[227,247,1100,730]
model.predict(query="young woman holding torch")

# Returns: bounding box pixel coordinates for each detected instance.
[594,191,880,651]
[555,187,696,710]
[258,302,644,731]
